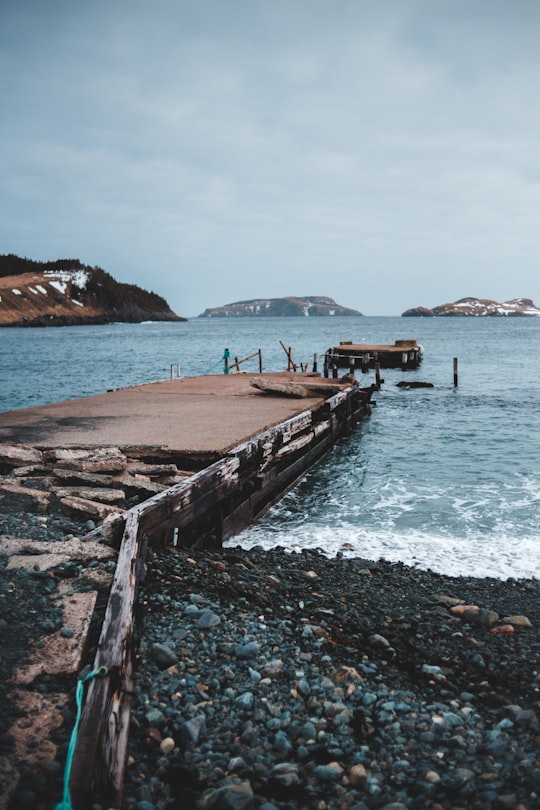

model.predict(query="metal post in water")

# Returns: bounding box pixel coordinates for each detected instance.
[453,357,458,387]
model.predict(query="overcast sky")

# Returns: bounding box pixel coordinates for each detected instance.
[1,0,539,317]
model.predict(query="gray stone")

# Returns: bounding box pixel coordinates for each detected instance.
[0,444,43,466]
[442,712,463,728]
[301,721,317,741]
[273,730,293,756]
[514,709,539,731]
[234,692,255,710]
[234,642,260,659]
[179,714,206,746]
[268,763,301,789]
[150,642,178,670]
[196,610,221,629]
[314,763,343,782]
[201,782,254,810]
[297,678,311,697]
[145,708,166,728]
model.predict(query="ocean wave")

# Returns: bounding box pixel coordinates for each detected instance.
[230,523,540,580]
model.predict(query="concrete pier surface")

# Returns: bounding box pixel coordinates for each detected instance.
[0,372,346,456]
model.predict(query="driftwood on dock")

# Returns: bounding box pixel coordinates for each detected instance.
[67,382,376,809]
[250,377,347,398]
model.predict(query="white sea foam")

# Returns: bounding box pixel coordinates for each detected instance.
[230,523,540,580]
[231,468,540,580]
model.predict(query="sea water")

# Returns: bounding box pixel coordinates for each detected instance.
[0,316,538,579]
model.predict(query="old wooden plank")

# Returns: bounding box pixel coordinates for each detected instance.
[272,431,315,460]
[313,419,332,437]
[136,457,240,535]
[326,386,354,411]
[70,510,144,810]
[229,409,313,462]
[232,432,336,528]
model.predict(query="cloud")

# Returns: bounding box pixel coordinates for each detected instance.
[1,0,539,315]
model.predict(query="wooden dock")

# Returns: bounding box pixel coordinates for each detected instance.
[325,339,423,372]
[0,371,377,809]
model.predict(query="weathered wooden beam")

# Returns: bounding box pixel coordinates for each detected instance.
[135,457,240,535]
[69,511,146,810]
[270,431,315,461]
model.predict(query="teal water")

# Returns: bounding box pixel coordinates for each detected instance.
[1,317,538,578]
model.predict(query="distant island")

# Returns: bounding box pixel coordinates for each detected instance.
[0,254,184,327]
[402,297,540,317]
[199,296,362,318]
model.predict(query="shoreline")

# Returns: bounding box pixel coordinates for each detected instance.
[123,545,540,810]
[2,519,538,809]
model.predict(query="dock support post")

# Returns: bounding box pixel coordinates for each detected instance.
[323,353,329,378]
[453,357,458,387]
[258,349,263,373]
[332,362,338,379]
[313,353,318,373]
[375,363,381,388]
[362,355,369,374]
[349,358,355,377]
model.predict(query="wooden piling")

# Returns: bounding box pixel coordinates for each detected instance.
[279,340,297,372]
[453,357,458,387]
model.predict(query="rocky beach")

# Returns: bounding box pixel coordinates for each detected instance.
[1,497,539,809]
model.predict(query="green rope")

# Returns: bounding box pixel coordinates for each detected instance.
[55,666,108,810]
